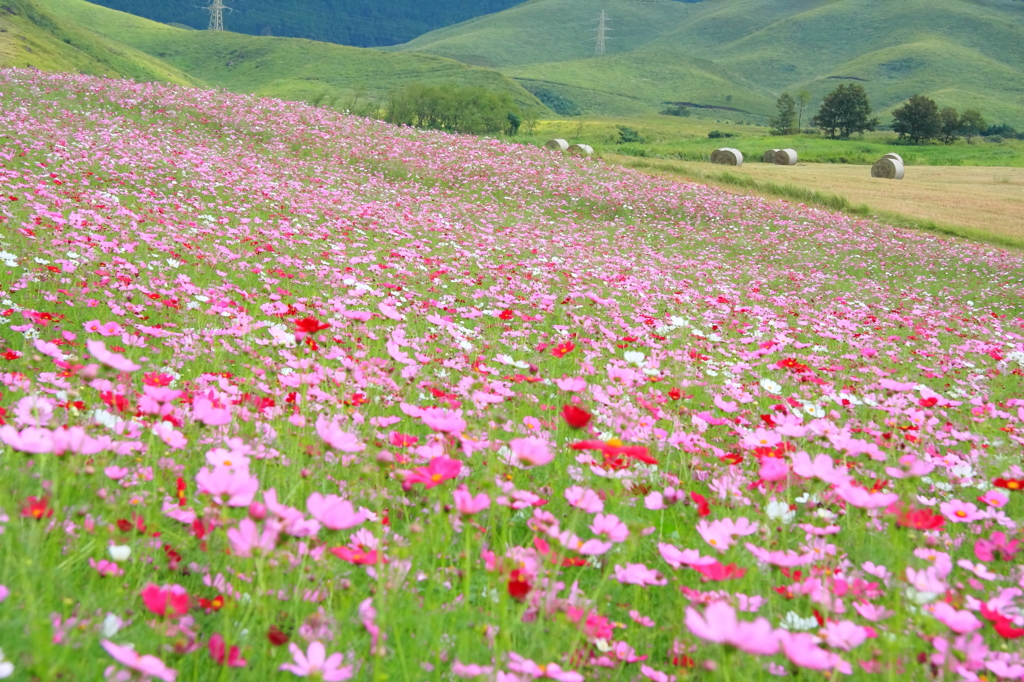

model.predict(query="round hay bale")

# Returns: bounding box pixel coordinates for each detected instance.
[763,148,781,163]
[774,148,798,165]
[871,157,905,180]
[544,138,569,152]
[567,143,593,157]
[712,147,743,166]
[881,153,903,164]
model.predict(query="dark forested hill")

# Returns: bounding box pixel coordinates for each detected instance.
[83,0,527,47]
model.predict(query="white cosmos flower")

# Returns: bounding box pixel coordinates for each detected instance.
[624,351,646,366]
[0,646,13,679]
[759,378,782,394]
[766,499,795,524]
[108,545,131,562]
[779,611,819,631]
[101,613,122,638]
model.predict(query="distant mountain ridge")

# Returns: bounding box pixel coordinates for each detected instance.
[393,0,1024,127]
[82,0,528,47]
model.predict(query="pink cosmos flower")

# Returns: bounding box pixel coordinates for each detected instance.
[554,376,587,392]
[509,437,554,467]
[853,601,893,622]
[823,620,869,651]
[696,517,758,552]
[657,543,717,569]
[613,563,667,586]
[420,408,467,434]
[0,585,8,603]
[977,490,1009,508]
[306,493,366,530]
[833,484,899,509]
[939,500,982,523]
[790,452,851,486]
[195,466,259,507]
[314,416,365,452]
[640,665,676,682]
[929,602,982,634]
[227,518,279,557]
[589,513,629,543]
[0,425,55,454]
[403,457,463,490]
[104,466,130,481]
[745,544,814,567]
[192,396,231,426]
[86,339,140,372]
[453,661,495,678]
[684,602,779,655]
[279,641,352,680]
[141,583,189,618]
[777,631,852,674]
[644,487,685,510]
[507,652,584,681]
[101,640,177,682]
[453,489,491,515]
[89,558,124,577]
[564,486,603,513]
[759,457,789,482]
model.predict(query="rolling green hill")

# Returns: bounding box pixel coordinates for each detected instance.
[394,0,1024,127]
[0,0,547,114]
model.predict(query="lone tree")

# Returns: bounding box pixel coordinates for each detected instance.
[769,92,798,135]
[796,90,811,131]
[892,95,940,144]
[811,84,878,139]
[959,109,986,145]
[939,107,962,144]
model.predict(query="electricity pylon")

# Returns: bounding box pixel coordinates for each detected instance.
[594,10,609,56]
[206,0,226,31]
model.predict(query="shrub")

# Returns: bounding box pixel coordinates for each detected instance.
[522,85,581,117]
[385,83,520,135]
[616,126,644,144]
[707,130,736,139]
[660,103,691,117]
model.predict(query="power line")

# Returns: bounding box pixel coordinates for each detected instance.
[593,10,609,56]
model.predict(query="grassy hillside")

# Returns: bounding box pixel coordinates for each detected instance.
[0,0,200,85]
[394,0,1024,126]
[0,0,548,115]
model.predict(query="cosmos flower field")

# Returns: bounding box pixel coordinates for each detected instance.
[0,68,1023,681]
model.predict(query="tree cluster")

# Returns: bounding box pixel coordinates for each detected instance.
[892,95,986,144]
[811,85,879,139]
[385,83,521,136]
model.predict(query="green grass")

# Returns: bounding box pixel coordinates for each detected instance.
[520,115,1024,167]
[391,0,1024,127]
[0,0,548,115]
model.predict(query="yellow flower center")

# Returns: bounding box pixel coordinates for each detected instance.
[431,474,442,482]
[606,438,623,447]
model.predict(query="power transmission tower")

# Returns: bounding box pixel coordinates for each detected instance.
[594,10,610,56]
[205,0,227,31]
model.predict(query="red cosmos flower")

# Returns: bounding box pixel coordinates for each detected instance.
[329,547,383,565]
[690,492,711,517]
[116,514,147,534]
[209,633,246,668]
[777,358,810,373]
[141,583,190,618]
[199,595,225,612]
[981,604,1024,639]
[569,440,658,465]
[143,372,174,387]
[176,477,187,507]
[267,625,290,646]
[507,569,532,601]
[551,341,576,358]
[21,496,53,520]
[561,405,592,429]
[919,397,939,408]
[668,388,682,400]
[498,309,515,321]
[2,350,21,361]
[692,562,746,581]
[993,478,1024,492]
[294,317,330,334]
[888,503,946,530]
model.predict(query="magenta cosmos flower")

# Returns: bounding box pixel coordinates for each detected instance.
[279,641,352,680]
[402,457,463,490]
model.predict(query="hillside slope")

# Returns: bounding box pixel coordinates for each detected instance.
[0,0,547,115]
[83,0,526,48]
[394,0,1024,126]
